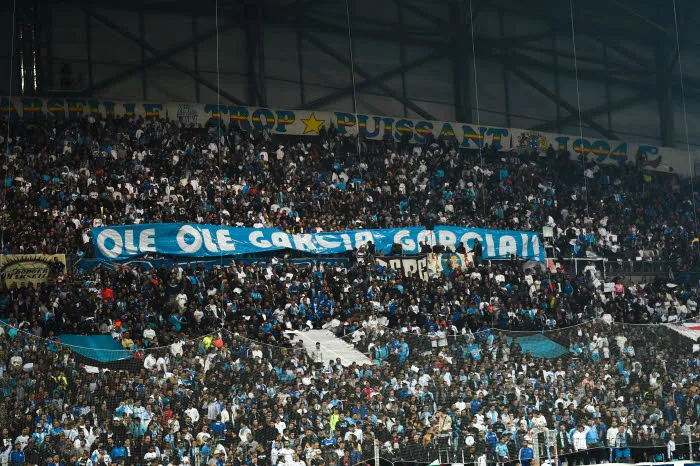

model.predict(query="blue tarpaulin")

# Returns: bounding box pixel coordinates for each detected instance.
[1,320,132,363]
[57,335,132,362]
[507,334,567,359]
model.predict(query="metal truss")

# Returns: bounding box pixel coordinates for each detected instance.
[15,0,700,144]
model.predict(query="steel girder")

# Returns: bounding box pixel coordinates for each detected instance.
[40,0,699,145]
[449,0,473,123]
[84,7,247,105]
[532,91,651,133]
[244,1,266,106]
[86,18,240,95]
[79,0,317,104]
[303,51,447,110]
[504,64,620,140]
[298,31,438,121]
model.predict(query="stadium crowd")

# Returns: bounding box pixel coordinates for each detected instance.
[0,114,698,466]
[0,115,697,265]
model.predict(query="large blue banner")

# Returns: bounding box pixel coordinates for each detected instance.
[92,224,544,262]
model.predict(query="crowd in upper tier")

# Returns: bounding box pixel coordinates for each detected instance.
[0,114,698,466]
[0,115,697,266]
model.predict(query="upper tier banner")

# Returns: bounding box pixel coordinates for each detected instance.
[1,97,695,176]
[92,224,544,262]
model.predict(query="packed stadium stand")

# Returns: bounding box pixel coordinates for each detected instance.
[1,1,700,466]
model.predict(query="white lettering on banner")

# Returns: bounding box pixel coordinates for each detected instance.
[125,231,136,254]
[93,225,545,261]
[249,231,271,248]
[201,229,219,253]
[499,235,517,257]
[416,230,434,249]
[521,233,529,258]
[339,234,353,250]
[437,230,457,251]
[177,225,203,254]
[394,230,414,251]
[97,228,155,258]
[459,232,483,249]
[216,229,236,252]
[316,234,342,250]
[97,229,123,259]
[485,234,495,257]
[292,234,315,251]
[141,229,156,253]
[271,232,292,249]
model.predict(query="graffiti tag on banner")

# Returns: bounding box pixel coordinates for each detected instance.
[377,253,472,281]
[77,257,349,272]
[376,255,430,282]
[0,97,692,175]
[0,254,66,287]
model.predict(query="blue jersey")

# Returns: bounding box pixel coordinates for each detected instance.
[211,421,227,435]
[485,432,499,449]
[519,447,533,460]
[586,428,599,444]
[10,451,25,466]
[495,443,509,457]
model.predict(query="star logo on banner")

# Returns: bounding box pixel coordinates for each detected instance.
[302,113,325,134]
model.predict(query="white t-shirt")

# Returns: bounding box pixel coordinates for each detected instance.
[573,431,587,451]
[279,447,294,464]
[185,408,200,423]
[532,415,548,428]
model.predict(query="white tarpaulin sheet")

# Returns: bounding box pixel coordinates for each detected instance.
[665,322,700,352]
[294,329,372,367]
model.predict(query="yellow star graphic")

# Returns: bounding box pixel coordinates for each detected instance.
[302,113,325,135]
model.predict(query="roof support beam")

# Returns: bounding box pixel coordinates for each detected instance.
[88,19,240,96]
[244,1,267,106]
[299,31,437,120]
[84,7,246,105]
[506,64,619,139]
[304,51,446,110]
[450,0,472,122]
[654,4,674,146]
[391,0,447,28]
[532,91,651,132]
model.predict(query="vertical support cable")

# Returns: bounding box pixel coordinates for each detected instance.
[214,0,225,328]
[468,0,486,220]
[2,0,17,255]
[569,0,588,213]
[671,0,698,235]
[344,0,365,214]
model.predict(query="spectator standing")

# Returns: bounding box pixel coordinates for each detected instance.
[518,440,533,466]
[614,426,632,464]
[572,425,587,465]
[312,342,324,369]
